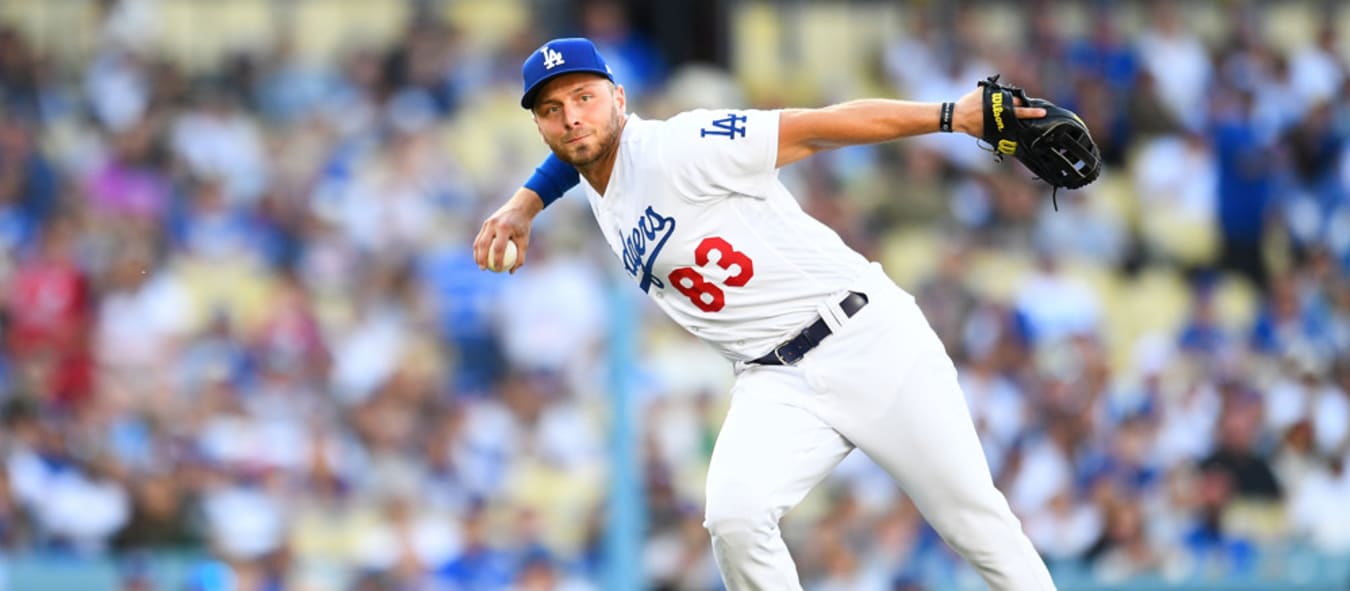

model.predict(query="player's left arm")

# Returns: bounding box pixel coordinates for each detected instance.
[774,87,1046,167]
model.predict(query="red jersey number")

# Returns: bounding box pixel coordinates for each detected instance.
[669,237,755,312]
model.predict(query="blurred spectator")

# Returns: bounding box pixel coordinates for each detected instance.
[1211,88,1279,289]
[1200,393,1281,501]
[1085,498,1170,582]
[916,242,978,357]
[111,473,200,552]
[1033,189,1127,266]
[169,86,267,206]
[433,503,516,590]
[85,45,150,133]
[1126,70,1186,142]
[199,468,286,561]
[1005,414,1081,516]
[643,507,719,590]
[1135,2,1212,132]
[1288,23,1346,108]
[1024,488,1103,563]
[1133,131,1218,265]
[1176,279,1230,358]
[1266,351,1348,456]
[1272,420,1319,497]
[498,250,607,377]
[1014,251,1102,345]
[1180,468,1257,577]
[35,453,131,554]
[84,116,171,222]
[1064,8,1137,92]
[4,215,94,407]
[0,114,57,251]
[94,238,191,409]
[1250,272,1326,356]
[0,27,42,118]
[580,0,667,105]
[958,347,1026,475]
[351,494,460,585]
[1288,454,1350,553]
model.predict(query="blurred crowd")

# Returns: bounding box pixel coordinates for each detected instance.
[0,0,1348,590]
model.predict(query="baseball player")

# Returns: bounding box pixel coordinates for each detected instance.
[474,38,1058,590]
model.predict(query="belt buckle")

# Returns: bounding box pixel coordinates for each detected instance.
[773,340,805,365]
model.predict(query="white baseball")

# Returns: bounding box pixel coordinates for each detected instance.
[489,240,519,272]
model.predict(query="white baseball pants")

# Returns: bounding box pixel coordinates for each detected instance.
[704,264,1056,590]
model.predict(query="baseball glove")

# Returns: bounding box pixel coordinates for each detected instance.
[978,75,1102,209]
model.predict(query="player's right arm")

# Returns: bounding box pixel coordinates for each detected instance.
[475,153,581,273]
[473,187,545,273]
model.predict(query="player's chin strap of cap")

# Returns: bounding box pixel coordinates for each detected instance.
[750,291,869,366]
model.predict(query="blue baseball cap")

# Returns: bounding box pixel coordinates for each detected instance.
[520,37,614,109]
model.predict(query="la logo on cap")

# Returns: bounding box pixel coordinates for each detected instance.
[542,46,565,70]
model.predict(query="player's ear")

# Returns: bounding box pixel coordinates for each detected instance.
[613,83,626,111]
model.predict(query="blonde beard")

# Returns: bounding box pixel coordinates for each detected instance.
[552,108,624,168]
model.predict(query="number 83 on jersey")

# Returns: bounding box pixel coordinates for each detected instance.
[669,236,754,313]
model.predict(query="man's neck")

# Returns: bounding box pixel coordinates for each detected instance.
[577,115,628,195]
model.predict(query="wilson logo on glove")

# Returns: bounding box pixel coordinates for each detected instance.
[990,91,1007,132]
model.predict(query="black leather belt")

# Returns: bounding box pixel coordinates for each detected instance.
[750,291,869,366]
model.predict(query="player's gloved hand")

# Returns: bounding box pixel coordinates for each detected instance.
[473,190,541,273]
[951,79,1045,137]
[961,75,1103,209]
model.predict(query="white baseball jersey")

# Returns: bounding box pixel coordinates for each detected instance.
[579,110,871,361]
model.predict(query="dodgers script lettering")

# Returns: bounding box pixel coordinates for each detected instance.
[621,206,677,293]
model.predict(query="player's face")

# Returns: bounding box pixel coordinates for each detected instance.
[531,73,626,168]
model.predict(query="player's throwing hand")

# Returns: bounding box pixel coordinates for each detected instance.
[472,190,542,274]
